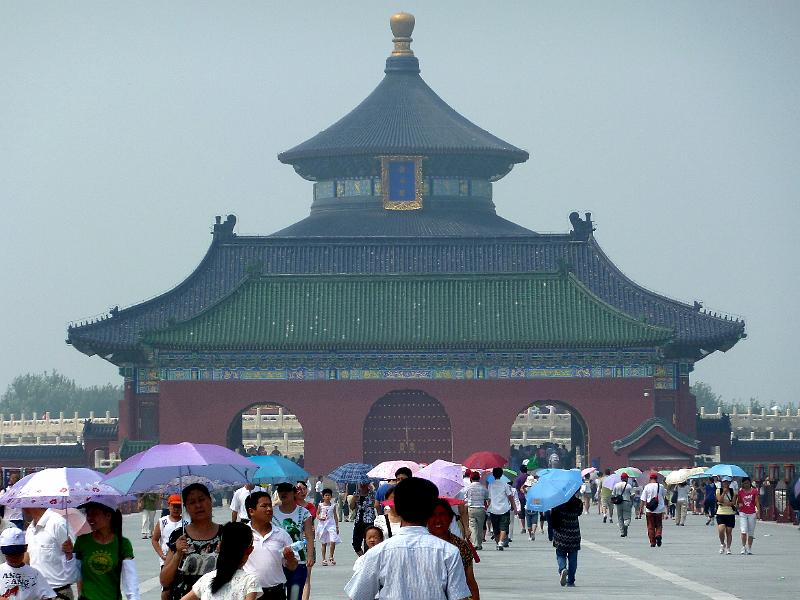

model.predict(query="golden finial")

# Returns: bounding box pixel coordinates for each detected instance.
[390,12,415,57]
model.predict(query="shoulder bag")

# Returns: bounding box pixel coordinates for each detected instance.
[645,484,660,512]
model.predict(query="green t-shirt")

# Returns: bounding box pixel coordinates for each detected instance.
[74,533,134,600]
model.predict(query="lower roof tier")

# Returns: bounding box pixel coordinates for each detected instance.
[143,272,673,352]
[67,231,745,361]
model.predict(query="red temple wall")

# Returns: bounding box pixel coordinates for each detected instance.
[158,378,654,474]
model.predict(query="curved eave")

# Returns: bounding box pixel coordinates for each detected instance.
[612,417,699,452]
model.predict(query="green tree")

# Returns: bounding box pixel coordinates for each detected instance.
[0,371,121,417]
[691,381,722,413]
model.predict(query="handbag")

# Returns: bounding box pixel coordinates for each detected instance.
[645,484,660,512]
[611,482,627,504]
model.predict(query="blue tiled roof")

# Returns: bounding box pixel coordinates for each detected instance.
[278,55,528,181]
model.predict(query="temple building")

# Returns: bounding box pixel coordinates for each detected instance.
[67,13,746,473]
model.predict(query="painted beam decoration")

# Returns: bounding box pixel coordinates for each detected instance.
[381,156,423,210]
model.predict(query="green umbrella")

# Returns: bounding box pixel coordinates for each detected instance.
[658,470,673,477]
[615,467,643,477]
[503,468,518,479]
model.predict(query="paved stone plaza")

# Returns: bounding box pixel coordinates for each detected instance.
[129,506,797,599]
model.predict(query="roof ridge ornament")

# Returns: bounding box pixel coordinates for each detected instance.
[390,12,415,57]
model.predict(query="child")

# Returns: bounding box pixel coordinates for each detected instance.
[182,522,261,600]
[0,527,56,599]
[316,488,342,566]
[352,526,384,573]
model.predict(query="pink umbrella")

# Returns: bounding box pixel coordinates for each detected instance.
[603,473,622,489]
[416,460,465,498]
[53,508,91,537]
[581,467,597,477]
[367,461,421,480]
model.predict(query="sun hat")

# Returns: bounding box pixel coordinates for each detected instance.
[0,527,26,553]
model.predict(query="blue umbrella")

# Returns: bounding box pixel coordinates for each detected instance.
[375,483,394,502]
[249,455,309,485]
[328,463,375,485]
[705,464,749,478]
[525,468,582,513]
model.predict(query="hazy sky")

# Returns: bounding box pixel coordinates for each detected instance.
[1,2,798,407]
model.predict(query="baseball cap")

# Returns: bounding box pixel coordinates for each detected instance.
[168,494,182,505]
[620,472,629,480]
[0,527,27,553]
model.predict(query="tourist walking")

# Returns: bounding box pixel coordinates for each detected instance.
[230,483,266,524]
[160,483,222,600]
[735,476,759,555]
[181,522,262,600]
[704,478,718,524]
[487,467,515,550]
[427,498,480,600]
[344,477,470,600]
[550,494,582,587]
[373,486,401,540]
[462,472,489,549]
[631,478,642,518]
[66,500,140,600]
[611,472,633,537]
[272,482,314,600]
[715,477,736,554]
[351,483,377,556]
[513,465,529,535]
[23,506,77,599]
[0,527,56,600]
[675,481,689,525]
[314,476,324,505]
[599,469,613,523]
[152,494,184,566]
[315,489,341,566]
[523,475,540,541]
[639,472,666,547]
[138,492,159,539]
[243,491,298,600]
[580,475,592,514]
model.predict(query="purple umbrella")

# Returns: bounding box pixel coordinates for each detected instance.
[104,442,257,494]
[603,473,622,490]
[416,460,464,498]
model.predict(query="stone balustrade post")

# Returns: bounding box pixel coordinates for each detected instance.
[769,431,775,440]
[700,406,705,416]
[750,431,756,440]
[283,432,290,454]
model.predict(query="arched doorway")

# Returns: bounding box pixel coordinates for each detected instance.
[363,390,453,464]
[509,401,589,472]
[226,403,305,464]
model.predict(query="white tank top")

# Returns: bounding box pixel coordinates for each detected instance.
[158,515,183,564]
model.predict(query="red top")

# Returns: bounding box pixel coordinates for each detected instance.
[737,488,758,514]
[304,501,317,519]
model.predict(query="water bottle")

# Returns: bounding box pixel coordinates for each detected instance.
[289,539,307,552]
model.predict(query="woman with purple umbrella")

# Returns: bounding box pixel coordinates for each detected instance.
[160,483,222,600]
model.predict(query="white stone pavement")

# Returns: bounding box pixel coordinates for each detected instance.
[127,507,798,599]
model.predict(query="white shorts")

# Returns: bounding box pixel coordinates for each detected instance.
[739,512,756,536]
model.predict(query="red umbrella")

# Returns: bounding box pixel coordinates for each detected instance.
[463,451,507,470]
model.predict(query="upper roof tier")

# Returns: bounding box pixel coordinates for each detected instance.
[278,13,529,181]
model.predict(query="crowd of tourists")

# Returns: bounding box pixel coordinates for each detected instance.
[0,461,788,600]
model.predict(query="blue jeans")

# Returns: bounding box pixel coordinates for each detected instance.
[284,563,308,600]
[556,548,578,584]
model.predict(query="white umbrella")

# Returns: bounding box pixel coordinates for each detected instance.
[0,468,132,510]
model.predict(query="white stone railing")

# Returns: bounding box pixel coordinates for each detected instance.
[0,412,117,445]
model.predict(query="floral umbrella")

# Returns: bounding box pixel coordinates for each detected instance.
[0,468,132,510]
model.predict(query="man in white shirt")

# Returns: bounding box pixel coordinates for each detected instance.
[23,508,75,599]
[487,467,515,551]
[314,476,324,504]
[344,477,470,600]
[230,483,266,524]
[638,472,666,547]
[244,491,298,600]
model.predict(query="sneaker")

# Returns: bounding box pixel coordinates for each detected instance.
[650,543,656,547]
[521,528,526,534]
[740,546,747,555]
[560,569,568,586]
[609,519,613,523]
[475,545,482,550]
[603,515,607,523]
[531,532,535,541]
[725,547,731,555]
[719,544,725,554]
[746,548,753,555]
[496,545,504,551]
[623,525,628,536]
[656,535,662,547]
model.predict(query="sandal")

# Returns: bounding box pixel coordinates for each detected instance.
[321,559,329,566]
[330,558,336,565]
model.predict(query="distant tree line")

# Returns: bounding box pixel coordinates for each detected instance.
[691,381,793,414]
[0,371,121,418]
